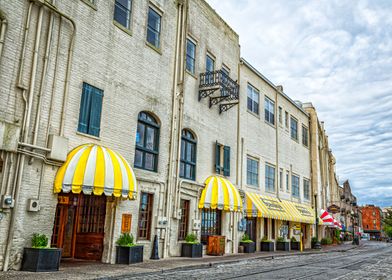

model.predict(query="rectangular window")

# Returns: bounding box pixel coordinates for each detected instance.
[221,64,230,76]
[146,7,161,48]
[264,97,275,125]
[138,192,153,240]
[278,106,282,124]
[303,178,310,200]
[186,39,196,74]
[285,111,289,128]
[215,142,230,177]
[290,116,298,140]
[247,84,259,115]
[302,125,309,147]
[292,175,300,197]
[265,164,275,192]
[264,218,268,238]
[286,171,289,192]
[178,199,190,240]
[114,0,132,29]
[78,82,103,137]
[201,209,221,244]
[247,157,259,187]
[279,169,283,191]
[206,54,215,72]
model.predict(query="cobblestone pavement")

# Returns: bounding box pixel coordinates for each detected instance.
[124,242,392,280]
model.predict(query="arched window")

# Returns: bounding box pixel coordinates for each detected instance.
[134,112,160,171]
[180,129,196,180]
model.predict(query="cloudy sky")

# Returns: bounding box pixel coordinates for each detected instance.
[207,0,392,207]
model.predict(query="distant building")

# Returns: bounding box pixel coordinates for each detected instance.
[361,205,382,239]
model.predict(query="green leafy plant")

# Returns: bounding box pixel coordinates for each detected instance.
[320,237,332,245]
[31,233,48,248]
[116,233,135,247]
[290,236,297,242]
[261,236,272,242]
[311,237,318,244]
[276,236,285,242]
[185,233,199,244]
[241,234,253,243]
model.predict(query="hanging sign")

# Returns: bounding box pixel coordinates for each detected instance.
[328,204,340,214]
[121,214,132,233]
[58,196,69,205]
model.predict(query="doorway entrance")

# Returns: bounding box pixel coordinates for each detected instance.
[245,217,257,242]
[51,193,107,261]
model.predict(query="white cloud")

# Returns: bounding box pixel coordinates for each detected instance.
[208,0,392,207]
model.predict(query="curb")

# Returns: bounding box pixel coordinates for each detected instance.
[100,245,360,280]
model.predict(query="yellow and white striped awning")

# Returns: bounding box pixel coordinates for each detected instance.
[245,192,292,220]
[54,144,137,199]
[245,192,316,224]
[198,176,243,212]
[280,200,315,224]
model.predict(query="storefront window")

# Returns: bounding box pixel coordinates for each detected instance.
[201,209,221,244]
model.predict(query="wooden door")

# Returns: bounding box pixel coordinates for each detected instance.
[52,193,106,261]
[246,218,257,242]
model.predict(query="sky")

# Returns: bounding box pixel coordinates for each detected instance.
[207,0,392,207]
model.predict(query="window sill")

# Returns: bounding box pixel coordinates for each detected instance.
[264,120,276,129]
[80,0,97,10]
[113,20,133,37]
[302,144,309,149]
[247,110,260,119]
[186,69,198,79]
[76,131,101,141]
[291,137,299,143]
[246,184,260,189]
[136,239,152,244]
[265,190,276,195]
[134,166,158,173]
[145,41,162,55]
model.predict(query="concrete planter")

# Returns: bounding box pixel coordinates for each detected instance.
[181,243,202,258]
[115,245,144,264]
[290,241,300,250]
[276,241,290,251]
[260,241,274,251]
[240,242,256,253]
[21,248,62,272]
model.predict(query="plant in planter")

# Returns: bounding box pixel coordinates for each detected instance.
[290,236,300,250]
[115,233,144,264]
[181,233,202,258]
[276,236,290,251]
[21,233,62,272]
[260,236,274,252]
[320,237,333,245]
[240,234,256,253]
[311,237,318,249]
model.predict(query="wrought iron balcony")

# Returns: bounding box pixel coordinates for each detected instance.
[198,70,239,114]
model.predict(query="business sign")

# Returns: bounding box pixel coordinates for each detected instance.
[295,206,312,217]
[328,204,340,214]
[261,198,285,212]
[121,214,132,233]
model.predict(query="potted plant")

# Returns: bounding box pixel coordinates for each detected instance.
[311,237,318,249]
[276,236,290,251]
[181,233,202,258]
[115,233,144,264]
[290,236,300,250]
[260,236,274,251]
[21,233,62,272]
[240,234,256,253]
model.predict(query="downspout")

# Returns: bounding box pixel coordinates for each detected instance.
[0,10,8,63]
[3,5,44,271]
[275,89,279,199]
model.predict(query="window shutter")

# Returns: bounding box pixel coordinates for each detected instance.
[223,145,230,176]
[78,83,92,134]
[88,88,103,137]
[215,141,221,173]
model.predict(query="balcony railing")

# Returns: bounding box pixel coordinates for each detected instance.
[198,70,239,114]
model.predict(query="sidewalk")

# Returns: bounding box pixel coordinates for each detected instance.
[0,243,360,280]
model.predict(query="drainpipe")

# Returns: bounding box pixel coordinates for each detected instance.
[3,5,44,271]
[275,88,279,199]
[0,10,8,63]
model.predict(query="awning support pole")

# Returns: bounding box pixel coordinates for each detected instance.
[314,194,321,249]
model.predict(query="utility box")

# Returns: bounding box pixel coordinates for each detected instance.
[27,199,40,212]
[192,219,201,230]
[47,135,68,162]
[0,120,20,152]
[156,216,168,228]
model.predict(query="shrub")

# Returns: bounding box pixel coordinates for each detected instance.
[276,236,285,242]
[185,233,199,244]
[31,233,48,248]
[116,233,135,247]
[261,236,272,242]
[290,236,297,242]
[321,237,332,245]
[241,234,253,243]
[311,237,318,244]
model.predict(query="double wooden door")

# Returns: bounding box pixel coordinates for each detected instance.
[51,193,107,261]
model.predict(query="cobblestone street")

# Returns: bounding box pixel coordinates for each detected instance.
[125,242,392,280]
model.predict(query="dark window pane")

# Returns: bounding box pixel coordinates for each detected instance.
[114,0,131,29]
[145,153,155,170]
[147,8,161,48]
[136,123,145,146]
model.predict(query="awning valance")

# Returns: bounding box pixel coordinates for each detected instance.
[54,144,137,199]
[245,192,292,220]
[198,176,242,212]
[245,192,315,224]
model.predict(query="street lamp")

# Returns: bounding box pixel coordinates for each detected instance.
[314,194,321,249]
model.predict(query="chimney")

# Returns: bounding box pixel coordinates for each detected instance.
[276,85,283,92]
